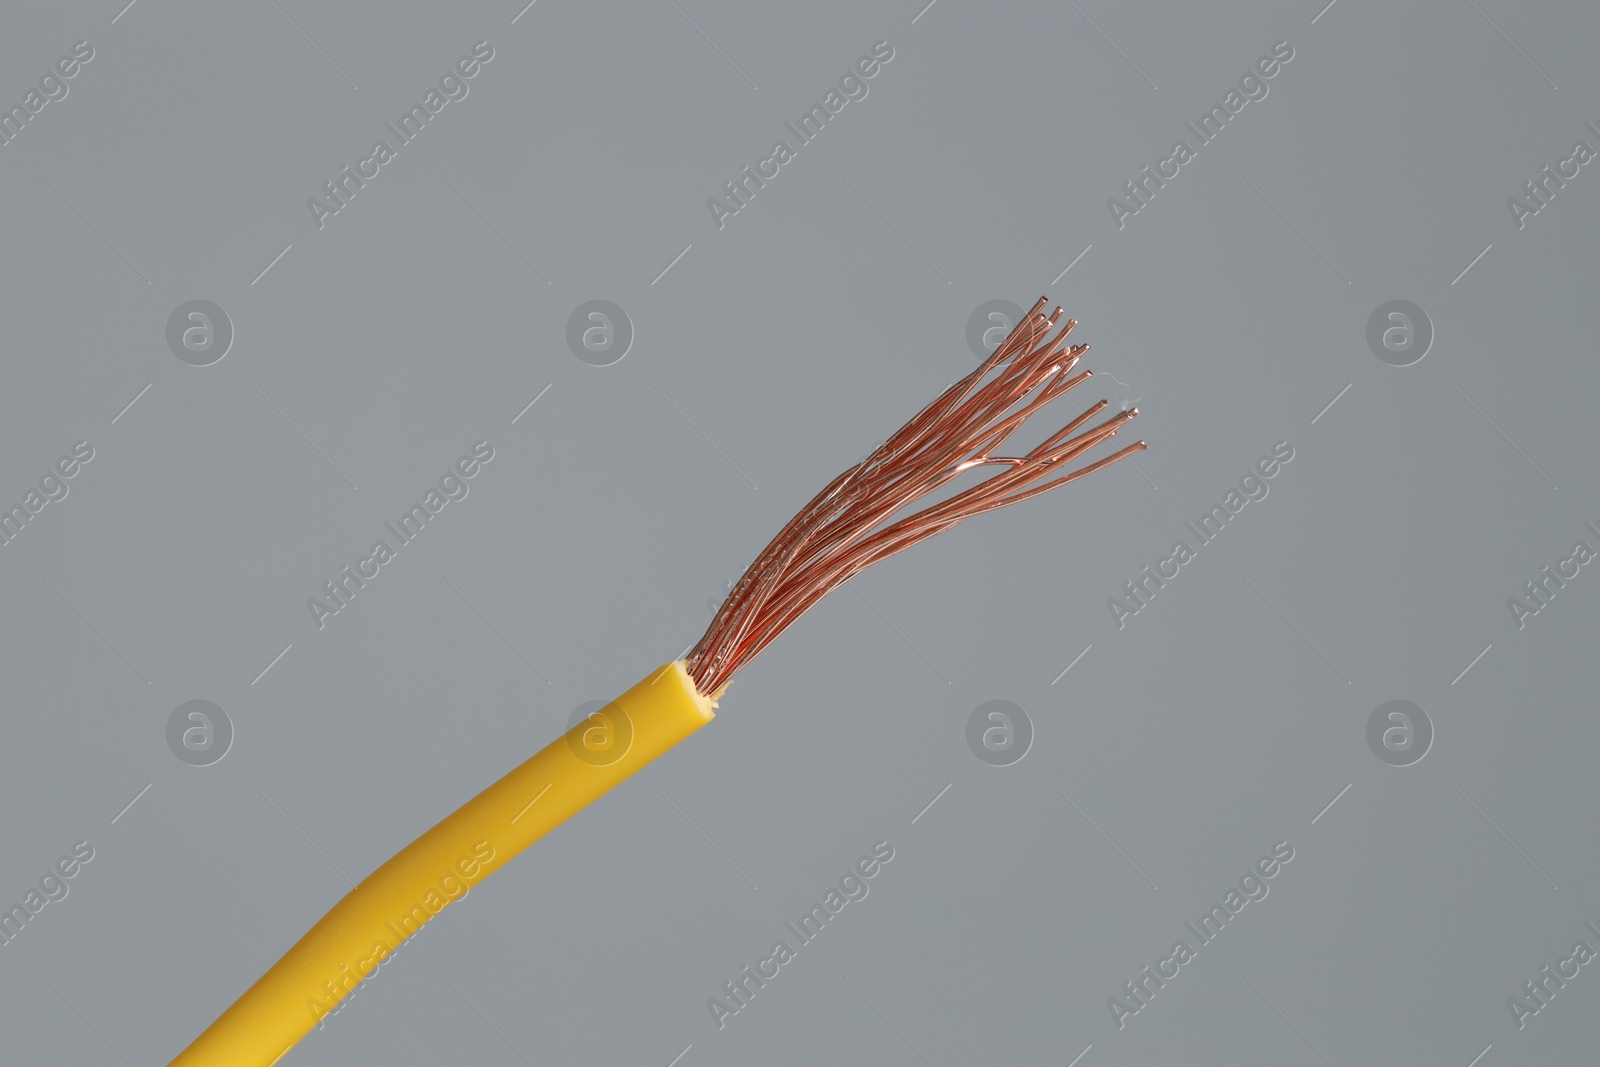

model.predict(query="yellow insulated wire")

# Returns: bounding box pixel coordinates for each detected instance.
[166,297,1144,1065]
[168,661,717,1067]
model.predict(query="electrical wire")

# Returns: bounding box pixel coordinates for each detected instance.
[165,297,1143,1067]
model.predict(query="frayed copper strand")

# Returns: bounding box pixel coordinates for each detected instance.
[687,298,1145,696]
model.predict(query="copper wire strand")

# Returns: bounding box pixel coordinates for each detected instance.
[688,299,1146,695]
[688,307,1136,693]
[688,315,1126,694]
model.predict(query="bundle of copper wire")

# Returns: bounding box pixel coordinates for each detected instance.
[688,297,1145,695]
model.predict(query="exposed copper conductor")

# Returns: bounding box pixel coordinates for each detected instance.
[688,298,1146,696]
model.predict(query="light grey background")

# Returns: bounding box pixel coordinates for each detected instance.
[1,1,1597,1064]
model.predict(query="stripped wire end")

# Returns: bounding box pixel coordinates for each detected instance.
[688,297,1145,695]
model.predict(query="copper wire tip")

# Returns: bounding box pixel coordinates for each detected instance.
[688,299,1145,695]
